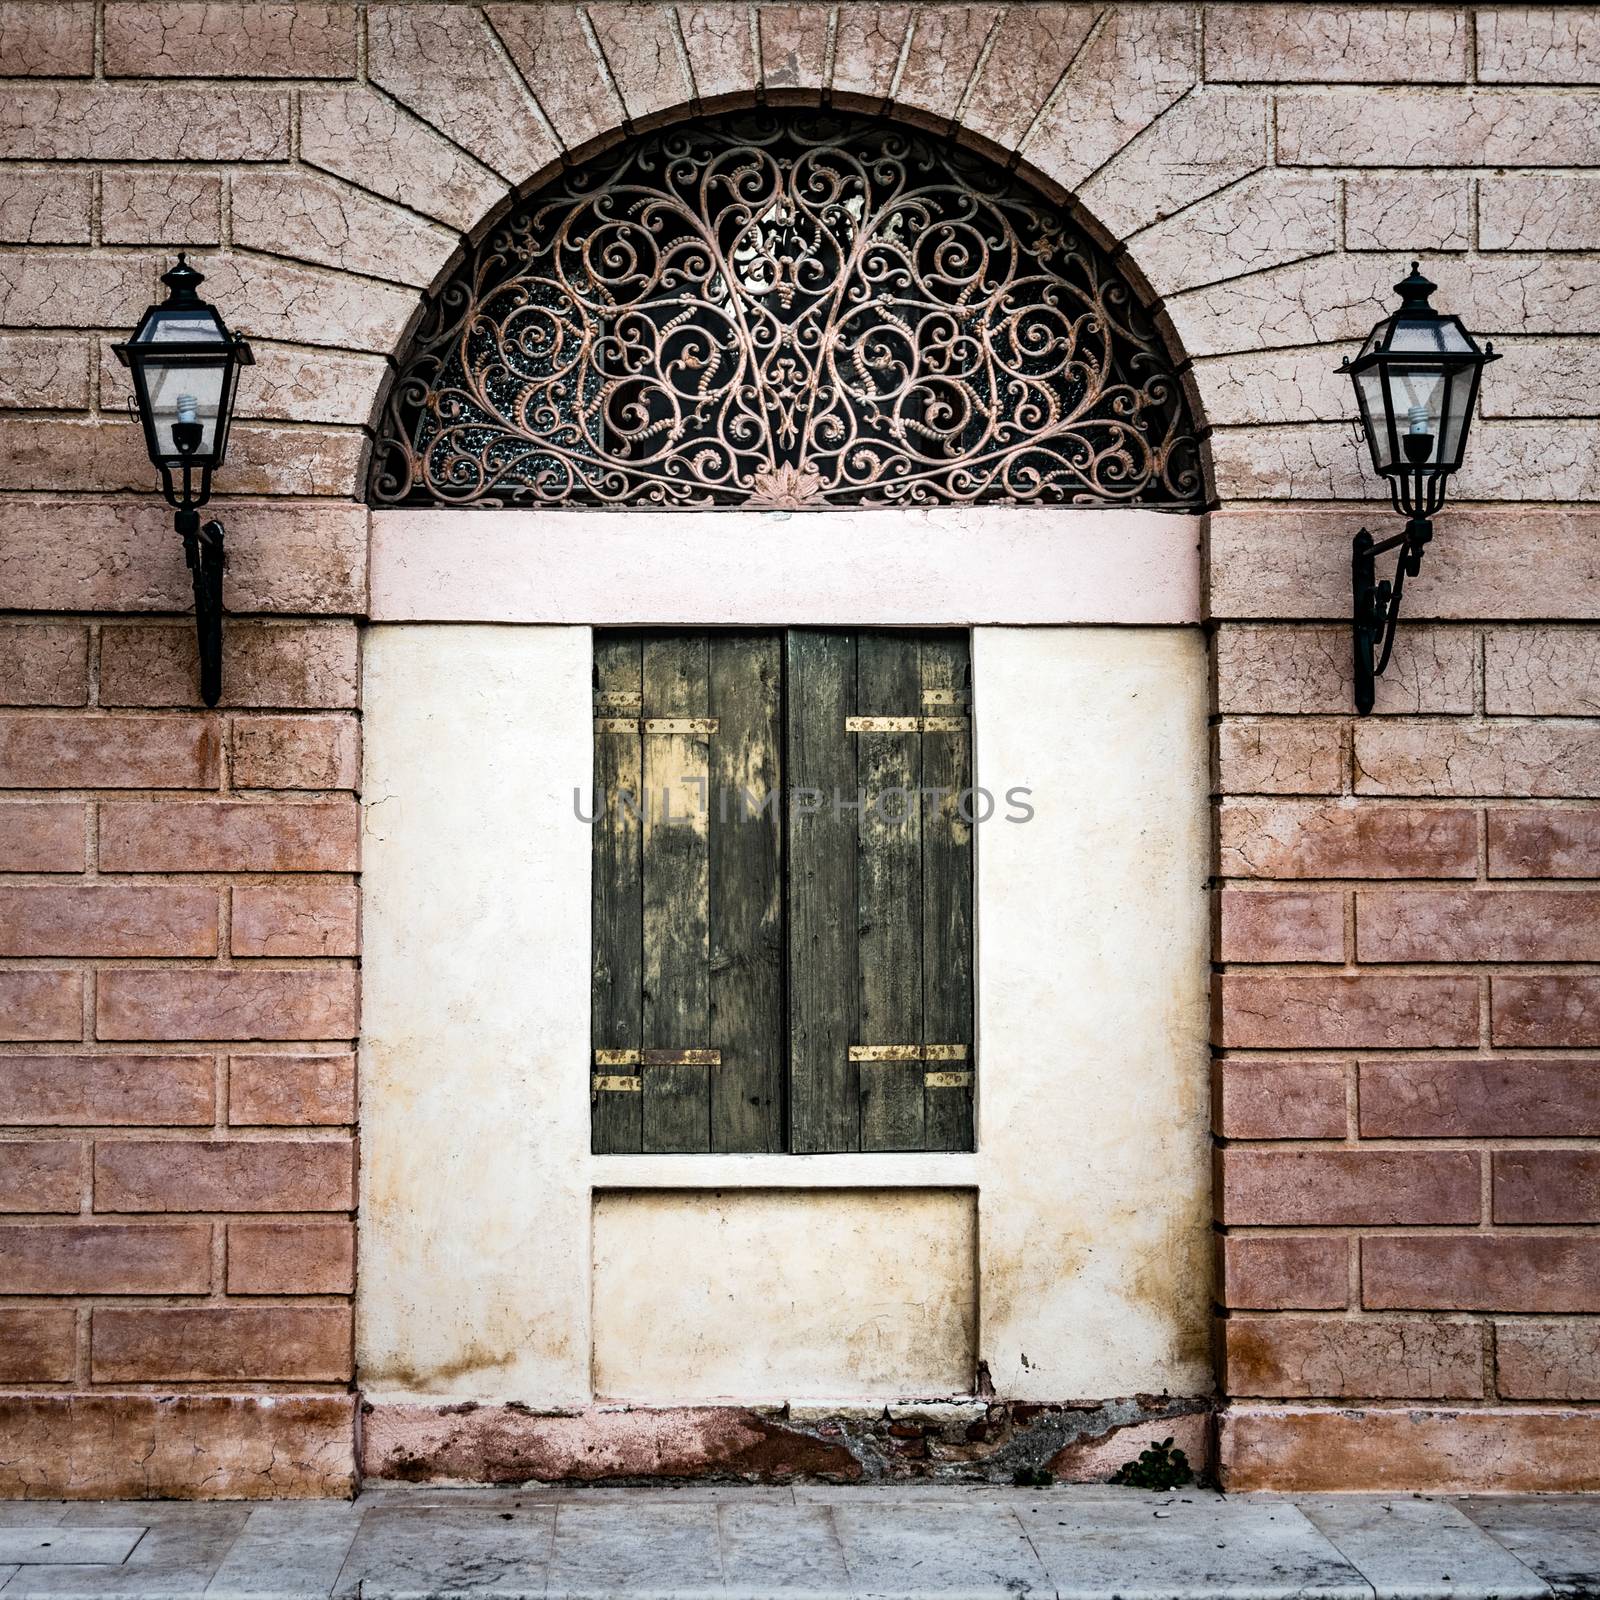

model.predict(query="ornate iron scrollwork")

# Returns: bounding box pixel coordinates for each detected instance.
[370,110,1203,510]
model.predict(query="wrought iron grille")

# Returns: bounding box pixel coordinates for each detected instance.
[369,111,1204,509]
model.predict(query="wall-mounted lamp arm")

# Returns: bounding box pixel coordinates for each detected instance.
[1352,515,1431,715]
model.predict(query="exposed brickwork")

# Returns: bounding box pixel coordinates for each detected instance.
[1,0,1596,1498]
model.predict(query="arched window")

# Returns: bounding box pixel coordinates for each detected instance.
[370,109,1202,510]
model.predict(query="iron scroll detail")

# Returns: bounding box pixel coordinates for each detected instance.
[370,111,1203,510]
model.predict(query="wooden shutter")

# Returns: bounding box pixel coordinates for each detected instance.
[787,631,975,1153]
[591,632,784,1153]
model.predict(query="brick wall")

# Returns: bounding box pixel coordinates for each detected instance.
[1,0,1598,1494]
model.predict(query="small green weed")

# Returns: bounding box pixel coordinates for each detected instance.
[1011,1465,1055,1488]
[1109,1436,1192,1490]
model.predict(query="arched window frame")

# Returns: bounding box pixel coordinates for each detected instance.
[369,109,1204,511]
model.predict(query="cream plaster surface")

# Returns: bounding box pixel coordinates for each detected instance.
[368,508,1203,626]
[359,621,1211,1407]
[591,1189,977,1402]
[359,624,594,1404]
[973,627,1213,1401]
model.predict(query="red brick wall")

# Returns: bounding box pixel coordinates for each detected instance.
[3,0,1599,1494]
[0,513,364,1495]
[1211,513,1600,1488]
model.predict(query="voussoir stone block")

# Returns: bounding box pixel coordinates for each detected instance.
[829,5,910,106]
[677,4,761,108]
[368,5,559,182]
[587,4,693,123]
[488,5,624,149]
[230,171,460,288]
[1131,171,1337,296]
[1077,88,1266,241]
[961,5,1097,153]
[299,87,508,232]
[758,5,831,93]
[892,5,997,122]
[1021,5,1198,196]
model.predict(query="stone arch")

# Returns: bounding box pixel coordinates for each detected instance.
[177,5,1322,504]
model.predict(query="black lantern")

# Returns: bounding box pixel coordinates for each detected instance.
[113,256,253,707]
[1340,263,1497,714]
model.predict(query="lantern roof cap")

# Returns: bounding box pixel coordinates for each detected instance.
[1394,261,1438,310]
[159,253,205,308]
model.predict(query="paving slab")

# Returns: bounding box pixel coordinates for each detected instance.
[0,1511,68,1529]
[205,1504,364,1598]
[331,1505,555,1599]
[0,1531,145,1566]
[547,1501,721,1598]
[717,1501,851,1596]
[829,1501,1053,1597]
[1297,1497,1549,1600]
[5,1507,249,1596]
[1459,1498,1600,1596]
[0,1488,1594,1599]
[1024,1492,1373,1599]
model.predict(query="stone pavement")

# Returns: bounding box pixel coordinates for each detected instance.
[0,1485,1596,1598]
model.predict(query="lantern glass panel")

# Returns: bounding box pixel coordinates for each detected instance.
[1354,367,1393,472]
[142,355,229,462]
[1438,363,1476,470]
[1386,362,1448,467]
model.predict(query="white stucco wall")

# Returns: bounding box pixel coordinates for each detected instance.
[359,620,1211,1406]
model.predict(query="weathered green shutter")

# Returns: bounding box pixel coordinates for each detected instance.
[787,631,975,1153]
[594,628,972,1154]
[591,632,784,1153]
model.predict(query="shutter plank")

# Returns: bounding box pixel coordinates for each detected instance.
[642,634,712,1153]
[591,634,643,1154]
[708,633,784,1153]
[921,635,975,1151]
[787,630,858,1153]
[858,633,926,1151]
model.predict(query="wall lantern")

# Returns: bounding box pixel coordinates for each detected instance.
[1341,263,1497,715]
[113,256,253,707]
